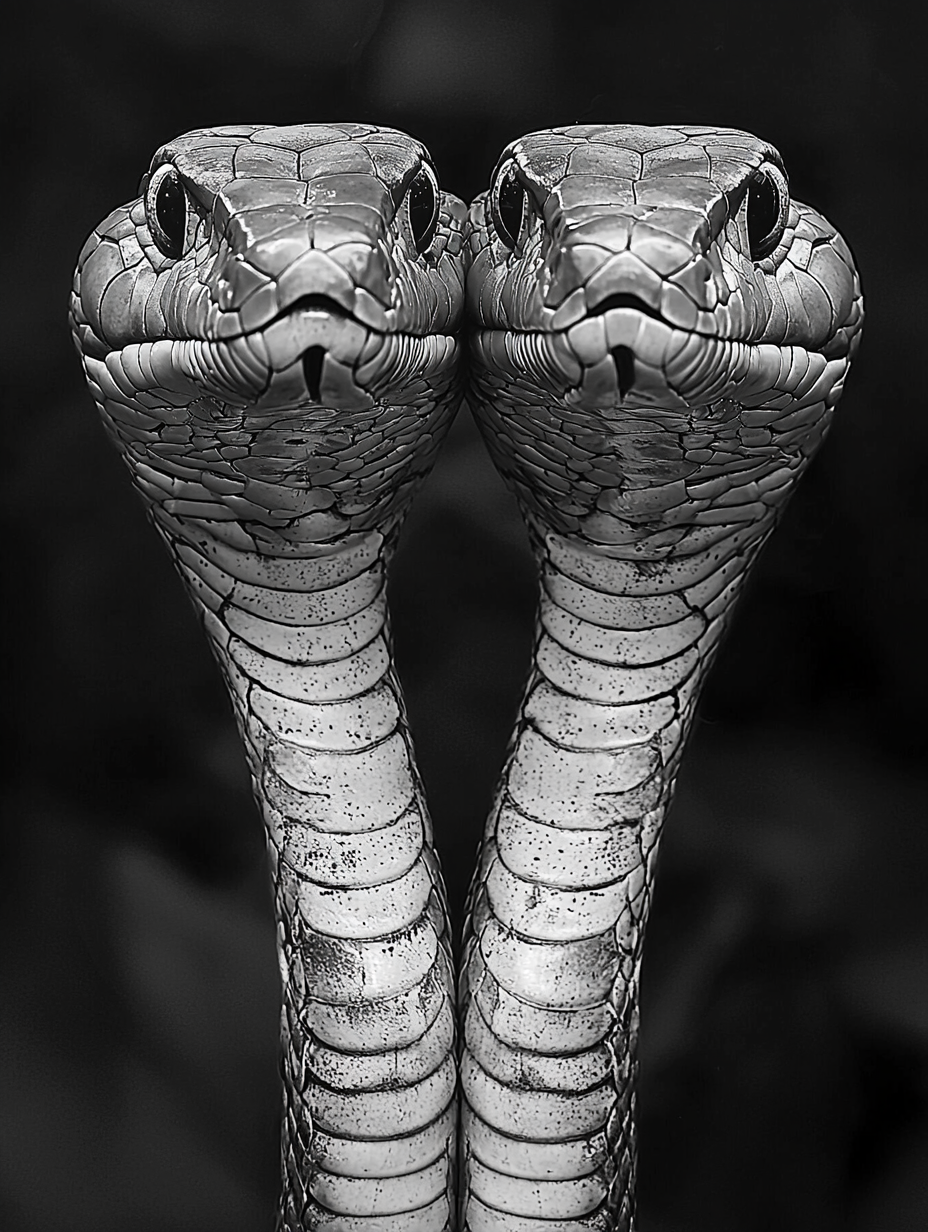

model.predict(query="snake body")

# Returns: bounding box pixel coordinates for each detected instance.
[73,121,862,1231]
[459,125,862,1230]
[70,123,466,1229]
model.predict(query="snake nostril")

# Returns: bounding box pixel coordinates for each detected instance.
[611,346,635,398]
[303,347,325,401]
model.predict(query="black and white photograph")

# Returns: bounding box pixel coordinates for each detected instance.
[2,3,924,1230]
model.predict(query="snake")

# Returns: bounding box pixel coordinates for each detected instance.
[458,124,862,1231]
[70,123,467,1230]
[71,121,862,1232]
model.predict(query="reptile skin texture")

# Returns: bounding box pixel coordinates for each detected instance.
[72,121,862,1232]
[70,123,466,1231]
[458,124,862,1232]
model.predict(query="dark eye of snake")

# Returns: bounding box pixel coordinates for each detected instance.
[407,163,440,255]
[145,163,187,259]
[490,161,528,250]
[746,161,789,260]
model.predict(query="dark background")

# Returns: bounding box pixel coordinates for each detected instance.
[2,2,925,1229]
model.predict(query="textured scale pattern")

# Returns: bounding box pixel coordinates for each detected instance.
[459,124,862,1231]
[70,123,466,1231]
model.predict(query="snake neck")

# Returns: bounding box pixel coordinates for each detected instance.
[461,316,836,1229]
[151,511,457,1229]
[460,516,774,1232]
[84,294,464,1230]
[461,334,841,1232]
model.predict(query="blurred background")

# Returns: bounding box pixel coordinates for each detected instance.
[2,2,925,1229]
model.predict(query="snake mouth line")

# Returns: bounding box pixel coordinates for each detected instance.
[267,293,357,326]
[236,294,388,405]
[586,292,666,323]
[228,292,437,345]
[217,292,386,348]
[271,297,367,401]
[497,294,739,346]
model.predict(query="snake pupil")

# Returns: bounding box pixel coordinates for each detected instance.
[747,163,789,260]
[407,165,439,255]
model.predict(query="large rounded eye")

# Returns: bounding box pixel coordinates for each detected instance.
[746,161,789,260]
[406,163,440,255]
[145,163,187,259]
[490,160,528,251]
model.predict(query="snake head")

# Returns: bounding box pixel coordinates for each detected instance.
[467,124,862,412]
[465,125,863,549]
[71,123,466,411]
[70,125,467,537]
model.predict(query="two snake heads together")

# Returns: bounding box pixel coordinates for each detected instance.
[71,124,861,1232]
[71,123,862,478]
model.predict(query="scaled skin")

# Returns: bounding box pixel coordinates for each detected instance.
[459,124,862,1232]
[71,123,467,1232]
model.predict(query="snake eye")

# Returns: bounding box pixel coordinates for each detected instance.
[490,160,528,250]
[746,161,789,260]
[406,163,440,255]
[145,163,187,259]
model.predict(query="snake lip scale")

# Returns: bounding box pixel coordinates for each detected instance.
[72,121,861,1232]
